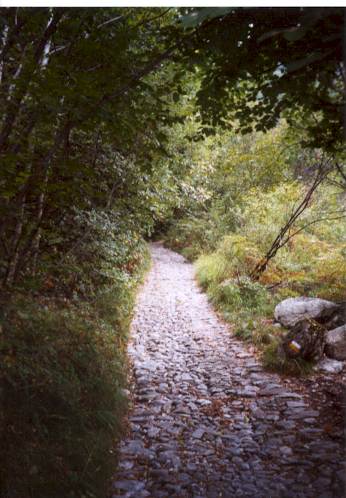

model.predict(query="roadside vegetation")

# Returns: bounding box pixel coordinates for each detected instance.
[164,125,346,374]
[2,239,149,498]
[0,8,186,498]
[0,7,344,498]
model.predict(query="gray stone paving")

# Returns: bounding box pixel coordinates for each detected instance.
[112,243,345,498]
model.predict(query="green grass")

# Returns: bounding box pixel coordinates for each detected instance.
[192,236,341,377]
[165,221,346,377]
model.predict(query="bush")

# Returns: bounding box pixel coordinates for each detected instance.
[163,125,346,376]
[195,254,227,289]
[194,235,263,291]
[210,276,271,315]
[216,234,261,276]
[1,237,150,498]
[2,300,124,498]
[163,215,216,260]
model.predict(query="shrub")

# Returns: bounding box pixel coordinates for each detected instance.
[195,254,226,289]
[212,276,271,312]
[163,215,217,260]
[1,237,150,498]
[216,234,261,276]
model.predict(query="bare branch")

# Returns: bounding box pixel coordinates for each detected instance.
[250,159,333,279]
[283,213,346,242]
[97,15,124,29]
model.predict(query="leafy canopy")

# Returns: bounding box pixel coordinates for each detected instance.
[179,7,345,151]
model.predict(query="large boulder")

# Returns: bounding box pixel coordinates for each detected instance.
[281,319,326,362]
[274,297,340,328]
[325,324,346,360]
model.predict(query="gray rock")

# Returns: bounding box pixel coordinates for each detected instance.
[315,357,344,373]
[286,400,306,408]
[276,392,303,399]
[113,480,146,492]
[227,447,243,457]
[119,460,135,470]
[325,324,346,360]
[147,427,160,438]
[157,450,181,467]
[122,439,144,452]
[191,428,205,439]
[259,384,285,396]
[274,297,339,328]
[280,446,293,456]
[112,245,344,498]
[288,409,319,419]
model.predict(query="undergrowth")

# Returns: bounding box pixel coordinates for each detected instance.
[193,229,346,375]
[1,232,150,498]
[164,143,346,376]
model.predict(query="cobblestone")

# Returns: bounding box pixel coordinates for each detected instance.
[112,243,345,497]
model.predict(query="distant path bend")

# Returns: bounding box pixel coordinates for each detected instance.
[112,243,344,498]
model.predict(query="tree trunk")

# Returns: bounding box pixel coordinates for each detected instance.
[0,11,64,152]
[11,119,71,282]
[3,191,27,286]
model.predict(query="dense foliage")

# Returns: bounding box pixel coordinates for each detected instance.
[2,251,148,497]
[0,7,345,497]
[0,8,186,498]
[180,7,345,150]
[164,123,346,374]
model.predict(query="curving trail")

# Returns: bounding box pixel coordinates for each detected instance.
[112,243,344,498]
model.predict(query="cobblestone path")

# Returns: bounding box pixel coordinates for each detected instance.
[112,243,345,498]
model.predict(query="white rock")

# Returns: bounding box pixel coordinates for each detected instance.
[325,324,346,360]
[315,357,344,374]
[274,297,339,328]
